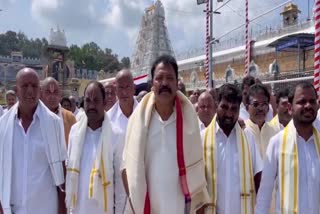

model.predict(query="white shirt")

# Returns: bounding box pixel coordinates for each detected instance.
[10,106,59,214]
[69,127,114,214]
[107,99,138,134]
[255,131,320,214]
[107,99,138,213]
[73,107,79,116]
[239,103,273,122]
[198,118,206,133]
[145,109,185,213]
[201,123,263,214]
[0,105,3,117]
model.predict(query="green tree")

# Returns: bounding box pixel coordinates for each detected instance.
[120,57,131,68]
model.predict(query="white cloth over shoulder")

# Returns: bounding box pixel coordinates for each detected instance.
[255,129,320,214]
[66,112,114,213]
[0,101,66,214]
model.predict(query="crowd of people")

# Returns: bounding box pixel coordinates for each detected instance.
[0,54,319,214]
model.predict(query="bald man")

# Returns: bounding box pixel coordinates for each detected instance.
[0,68,67,214]
[107,69,138,214]
[41,77,77,146]
[198,91,216,132]
[104,81,117,111]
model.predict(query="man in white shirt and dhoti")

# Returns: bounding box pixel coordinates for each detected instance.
[122,55,209,213]
[245,84,278,160]
[197,91,216,132]
[107,69,138,213]
[256,81,320,214]
[66,81,123,214]
[203,83,263,214]
[269,88,292,132]
[0,68,67,214]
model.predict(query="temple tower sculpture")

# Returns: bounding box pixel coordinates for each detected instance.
[131,0,175,78]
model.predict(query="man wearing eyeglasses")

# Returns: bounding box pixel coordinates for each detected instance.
[245,84,278,160]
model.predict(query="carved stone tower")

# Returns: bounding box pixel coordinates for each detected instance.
[131,0,175,78]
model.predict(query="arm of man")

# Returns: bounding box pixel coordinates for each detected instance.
[255,135,279,214]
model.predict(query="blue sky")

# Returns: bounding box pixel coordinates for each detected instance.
[0,0,311,58]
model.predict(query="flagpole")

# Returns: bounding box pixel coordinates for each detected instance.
[314,0,320,97]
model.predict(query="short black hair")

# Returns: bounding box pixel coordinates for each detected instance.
[275,87,290,104]
[151,54,178,80]
[246,84,270,104]
[218,83,242,105]
[60,97,71,106]
[241,75,256,90]
[84,81,106,101]
[289,81,317,104]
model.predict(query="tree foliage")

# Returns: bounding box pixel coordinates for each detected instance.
[0,30,130,73]
[0,31,48,58]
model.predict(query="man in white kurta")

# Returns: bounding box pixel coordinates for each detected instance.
[107,69,138,213]
[245,84,278,159]
[122,55,209,213]
[202,83,263,214]
[66,81,124,214]
[0,68,66,214]
[256,82,320,214]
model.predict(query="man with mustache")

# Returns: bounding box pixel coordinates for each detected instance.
[0,68,67,214]
[107,69,138,214]
[122,55,209,213]
[203,83,263,214]
[41,77,77,147]
[66,81,123,214]
[103,81,117,112]
[256,82,320,214]
[269,88,292,132]
[245,84,278,160]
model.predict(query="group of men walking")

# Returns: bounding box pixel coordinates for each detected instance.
[0,54,319,214]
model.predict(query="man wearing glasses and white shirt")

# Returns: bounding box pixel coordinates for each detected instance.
[107,69,138,214]
[244,84,278,160]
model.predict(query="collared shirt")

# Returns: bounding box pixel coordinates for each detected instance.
[11,105,58,214]
[245,119,278,160]
[145,109,185,213]
[69,127,114,214]
[201,122,263,214]
[240,103,274,122]
[255,131,320,214]
[107,99,138,134]
[107,98,138,213]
